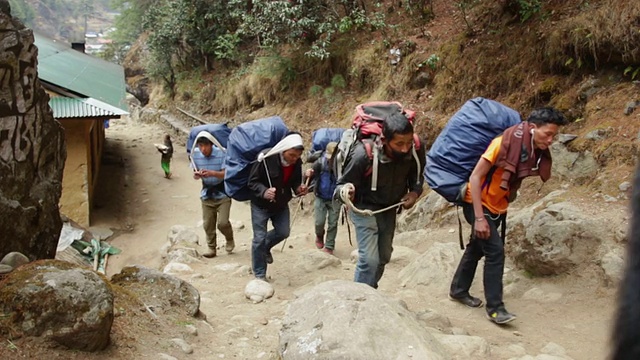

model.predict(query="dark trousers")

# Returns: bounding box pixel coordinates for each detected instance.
[250,203,290,278]
[450,204,506,314]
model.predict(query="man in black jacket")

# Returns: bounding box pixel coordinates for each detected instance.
[248,133,308,281]
[335,113,425,288]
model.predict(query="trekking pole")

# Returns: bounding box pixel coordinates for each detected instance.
[280,176,310,252]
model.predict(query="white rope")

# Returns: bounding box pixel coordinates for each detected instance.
[339,183,404,216]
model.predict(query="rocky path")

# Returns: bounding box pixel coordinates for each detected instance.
[92,117,617,359]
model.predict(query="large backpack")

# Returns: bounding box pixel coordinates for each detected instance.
[223,116,289,201]
[186,123,232,156]
[307,128,346,163]
[334,101,422,191]
[425,97,522,204]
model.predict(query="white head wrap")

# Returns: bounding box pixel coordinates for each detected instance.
[193,131,225,151]
[190,131,226,171]
[257,133,303,162]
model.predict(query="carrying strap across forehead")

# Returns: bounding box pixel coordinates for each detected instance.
[190,131,225,171]
[256,134,303,162]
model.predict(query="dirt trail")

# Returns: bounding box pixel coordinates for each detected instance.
[92,118,617,359]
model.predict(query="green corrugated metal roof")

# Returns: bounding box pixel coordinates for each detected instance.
[49,97,128,119]
[34,32,129,112]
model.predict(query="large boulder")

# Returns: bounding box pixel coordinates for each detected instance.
[279,280,450,359]
[507,202,601,276]
[295,250,342,272]
[550,142,599,184]
[0,6,66,261]
[398,191,452,232]
[0,260,113,351]
[398,242,461,290]
[111,265,200,317]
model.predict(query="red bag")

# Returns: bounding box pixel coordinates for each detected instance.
[352,101,416,139]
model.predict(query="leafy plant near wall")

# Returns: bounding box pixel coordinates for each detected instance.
[516,0,542,22]
[624,66,640,80]
[417,54,441,71]
[308,75,347,102]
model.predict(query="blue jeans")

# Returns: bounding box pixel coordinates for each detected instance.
[350,208,397,288]
[314,197,341,250]
[251,203,291,278]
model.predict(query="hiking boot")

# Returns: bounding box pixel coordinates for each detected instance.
[265,250,273,264]
[202,248,217,258]
[315,236,324,249]
[225,240,235,254]
[486,309,517,325]
[448,294,483,308]
[322,247,334,255]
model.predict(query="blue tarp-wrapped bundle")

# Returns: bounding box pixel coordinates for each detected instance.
[425,97,521,203]
[223,116,289,201]
[186,123,232,155]
[307,128,346,163]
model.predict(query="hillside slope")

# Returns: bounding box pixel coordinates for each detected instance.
[126,0,639,191]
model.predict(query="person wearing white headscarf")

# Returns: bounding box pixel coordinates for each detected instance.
[247,132,308,281]
[192,131,234,258]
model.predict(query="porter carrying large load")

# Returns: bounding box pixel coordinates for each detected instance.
[425,97,522,203]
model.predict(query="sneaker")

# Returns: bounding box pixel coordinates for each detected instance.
[486,309,517,325]
[225,240,235,254]
[448,294,483,308]
[202,248,217,258]
[315,236,324,249]
[265,250,273,264]
[322,247,334,255]
[255,276,269,282]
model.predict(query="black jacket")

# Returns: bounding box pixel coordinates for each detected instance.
[335,140,425,210]
[248,149,303,212]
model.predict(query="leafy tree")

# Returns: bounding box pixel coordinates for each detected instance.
[142,0,188,98]
[238,0,386,59]
[111,0,155,44]
[180,0,247,70]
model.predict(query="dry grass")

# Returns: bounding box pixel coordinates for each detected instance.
[545,0,640,70]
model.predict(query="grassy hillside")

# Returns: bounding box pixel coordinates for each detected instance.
[126,0,640,193]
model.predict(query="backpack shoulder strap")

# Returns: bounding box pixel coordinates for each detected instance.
[361,139,375,181]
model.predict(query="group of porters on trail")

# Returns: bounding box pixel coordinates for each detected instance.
[161,97,574,327]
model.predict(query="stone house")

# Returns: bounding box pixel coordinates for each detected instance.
[34,32,128,226]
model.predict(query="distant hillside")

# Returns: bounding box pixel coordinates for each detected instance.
[10,0,114,41]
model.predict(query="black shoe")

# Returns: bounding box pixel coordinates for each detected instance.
[265,251,273,264]
[486,309,517,325]
[448,294,483,308]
